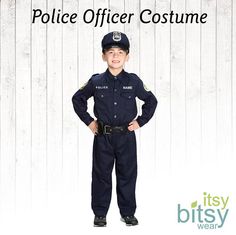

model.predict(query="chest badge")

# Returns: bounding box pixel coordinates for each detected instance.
[113,31,122,42]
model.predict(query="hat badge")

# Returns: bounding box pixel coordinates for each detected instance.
[112,31,122,42]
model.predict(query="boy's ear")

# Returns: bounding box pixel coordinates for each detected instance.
[125,54,129,62]
[102,53,106,61]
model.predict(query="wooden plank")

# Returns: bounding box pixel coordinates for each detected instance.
[0,0,16,213]
[15,0,32,212]
[233,0,236,160]
[155,0,171,176]
[170,0,186,172]
[31,0,47,210]
[124,0,140,73]
[138,0,157,218]
[185,0,201,167]
[216,0,232,164]
[109,0,125,32]
[47,0,63,207]
[201,0,217,165]
[62,0,78,200]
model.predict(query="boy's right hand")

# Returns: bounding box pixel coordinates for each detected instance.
[88,120,98,135]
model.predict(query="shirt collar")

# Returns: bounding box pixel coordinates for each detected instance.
[105,69,129,85]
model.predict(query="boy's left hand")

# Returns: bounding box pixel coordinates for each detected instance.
[128,120,140,131]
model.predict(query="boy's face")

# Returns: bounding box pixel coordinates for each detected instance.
[102,47,129,70]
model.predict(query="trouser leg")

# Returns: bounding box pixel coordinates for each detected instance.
[91,135,114,216]
[114,132,137,216]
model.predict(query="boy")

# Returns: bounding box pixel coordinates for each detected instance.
[72,31,157,227]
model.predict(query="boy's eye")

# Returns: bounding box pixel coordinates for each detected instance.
[106,50,125,55]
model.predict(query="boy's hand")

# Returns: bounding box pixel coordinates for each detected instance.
[128,120,140,132]
[88,120,98,135]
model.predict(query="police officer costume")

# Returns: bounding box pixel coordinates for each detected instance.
[72,32,157,226]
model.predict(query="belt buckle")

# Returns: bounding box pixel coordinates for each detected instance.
[103,125,111,135]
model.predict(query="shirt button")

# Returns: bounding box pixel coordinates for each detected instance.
[114,102,117,105]
[101,94,104,98]
[114,89,117,92]
[114,76,117,80]
[114,115,117,119]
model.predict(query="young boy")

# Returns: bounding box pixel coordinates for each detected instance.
[72,31,157,227]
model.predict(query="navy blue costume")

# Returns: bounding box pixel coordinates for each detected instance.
[72,69,157,217]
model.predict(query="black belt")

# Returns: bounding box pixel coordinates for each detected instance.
[98,121,128,135]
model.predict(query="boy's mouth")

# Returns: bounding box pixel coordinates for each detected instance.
[112,60,120,63]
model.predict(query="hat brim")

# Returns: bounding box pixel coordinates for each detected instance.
[103,43,129,52]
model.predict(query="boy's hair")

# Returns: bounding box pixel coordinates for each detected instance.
[102,47,129,55]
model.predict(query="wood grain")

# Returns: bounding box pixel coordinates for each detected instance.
[0,0,235,218]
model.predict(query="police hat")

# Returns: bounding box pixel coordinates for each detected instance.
[102,31,130,53]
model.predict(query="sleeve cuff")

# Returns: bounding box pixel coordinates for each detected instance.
[84,117,94,126]
[136,116,146,127]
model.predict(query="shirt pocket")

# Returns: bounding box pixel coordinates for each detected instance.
[94,91,110,99]
[121,92,134,99]
[94,91,112,111]
[120,91,136,110]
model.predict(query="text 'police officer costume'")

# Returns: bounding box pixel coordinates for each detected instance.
[72,31,157,219]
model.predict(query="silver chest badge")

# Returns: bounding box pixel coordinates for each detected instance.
[113,31,121,42]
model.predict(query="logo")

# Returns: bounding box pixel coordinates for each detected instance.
[79,81,88,90]
[143,84,150,92]
[177,192,229,230]
[113,31,121,41]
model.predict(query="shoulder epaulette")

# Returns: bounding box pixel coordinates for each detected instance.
[92,73,100,77]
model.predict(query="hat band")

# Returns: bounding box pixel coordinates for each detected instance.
[103,43,129,52]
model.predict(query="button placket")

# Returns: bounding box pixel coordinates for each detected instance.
[113,80,119,120]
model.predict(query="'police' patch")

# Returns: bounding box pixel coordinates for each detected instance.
[113,31,121,42]
[96,86,108,89]
[144,84,150,92]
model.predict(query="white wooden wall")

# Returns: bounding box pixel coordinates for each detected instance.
[0,0,235,234]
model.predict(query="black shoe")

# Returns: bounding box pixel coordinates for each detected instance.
[94,216,107,227]
[121,215,138,226]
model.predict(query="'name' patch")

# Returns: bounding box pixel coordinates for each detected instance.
[123,86,133,90]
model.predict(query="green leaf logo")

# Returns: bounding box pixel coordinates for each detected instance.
[191,201,198,208]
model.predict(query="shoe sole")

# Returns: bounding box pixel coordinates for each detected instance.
[120,218,138,226]
[93,224,107,227]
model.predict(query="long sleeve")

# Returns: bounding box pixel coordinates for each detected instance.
[72,78,94,126]
[135,78,158,127]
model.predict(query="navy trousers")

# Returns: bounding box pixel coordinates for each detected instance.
[91,131,137,217]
